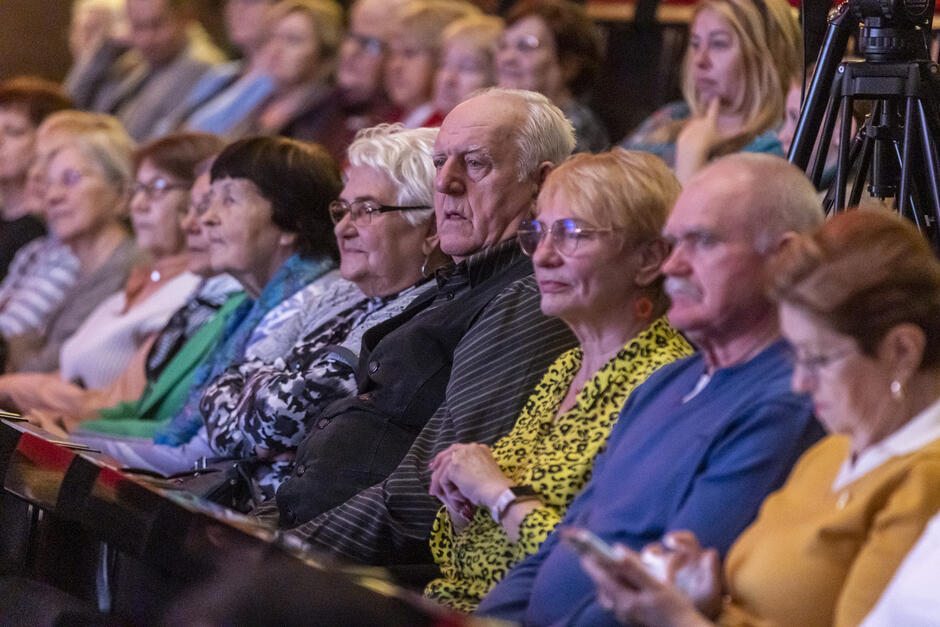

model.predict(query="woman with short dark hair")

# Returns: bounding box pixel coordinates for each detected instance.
[71,135,343,475]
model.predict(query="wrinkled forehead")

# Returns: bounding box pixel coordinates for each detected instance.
[666,174,756,238]
[435,95,523,153]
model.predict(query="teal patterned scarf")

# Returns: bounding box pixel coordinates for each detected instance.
[153,254,334,446]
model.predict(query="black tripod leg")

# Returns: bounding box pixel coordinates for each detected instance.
[835,96,861,211]
[810,82,842,187]
[898,96,917,215]
[915,100,940,224]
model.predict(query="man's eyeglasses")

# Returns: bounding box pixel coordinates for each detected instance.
[517,219,620,256]
[133,177,189,200]
[329,199,430,225]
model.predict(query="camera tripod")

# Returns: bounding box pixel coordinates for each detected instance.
[788,0,940,250]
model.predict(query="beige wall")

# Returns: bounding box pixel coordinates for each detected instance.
[0,0,73,81]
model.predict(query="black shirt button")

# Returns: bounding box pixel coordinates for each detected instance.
[295,464,306,476]
[369,360,379,374]
[446,292,455,300]
[284,507,296,525]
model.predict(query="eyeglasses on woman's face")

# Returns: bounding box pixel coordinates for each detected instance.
[132,177,189,200]
[329,198,430,226]
[517,218,621,257]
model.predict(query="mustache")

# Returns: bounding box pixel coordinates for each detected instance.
[664,277,701,299]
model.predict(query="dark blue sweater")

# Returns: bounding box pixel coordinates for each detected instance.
[479,340,823,626]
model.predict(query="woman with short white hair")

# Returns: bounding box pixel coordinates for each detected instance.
[198,123,446,503]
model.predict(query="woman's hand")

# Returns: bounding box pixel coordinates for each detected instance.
[25,409,73,439]
[579,543,716,627]
[430,443,513,508]
[675,98,724,184]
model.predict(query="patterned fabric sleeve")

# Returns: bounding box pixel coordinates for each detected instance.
[516,507,564,556]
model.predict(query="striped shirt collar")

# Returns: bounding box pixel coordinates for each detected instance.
[435,238,527,290]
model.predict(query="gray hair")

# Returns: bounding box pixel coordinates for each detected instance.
[705,153,823,254]
[346,123,438,226]
[50,113,136,193]
[469,87,576,179]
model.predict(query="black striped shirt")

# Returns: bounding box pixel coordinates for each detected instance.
[285,245,577,565]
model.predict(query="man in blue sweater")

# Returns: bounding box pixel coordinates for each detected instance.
[478,154,826,625]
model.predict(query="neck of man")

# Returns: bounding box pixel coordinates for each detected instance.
[696,309,781,374]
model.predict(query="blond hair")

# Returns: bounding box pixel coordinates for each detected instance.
[680,0,801,156]
[268,0,345,63]
[392,0,480,51]
[540,148,680,241]
[37,111,135,190]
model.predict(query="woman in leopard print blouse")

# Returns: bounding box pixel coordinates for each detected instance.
[425,148,694,612]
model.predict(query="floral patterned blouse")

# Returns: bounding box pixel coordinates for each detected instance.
[200,278,433,499]
[424,317,693,612]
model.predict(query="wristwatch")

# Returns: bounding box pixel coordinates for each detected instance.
[490,485,540,524]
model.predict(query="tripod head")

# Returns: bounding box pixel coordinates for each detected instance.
[789,0,940,251]
[853,0,935,61]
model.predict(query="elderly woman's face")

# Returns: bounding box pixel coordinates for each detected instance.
[529,189,643,324]
[0,107,37,182]
[202,177,286,279]
[181,171,214,276]
[44,146,126,245]
[385,33,437,111]
[434,39,495,114]
[688,8,744,111]
[780,303,892,448]
[334,164,429,298]
[265,11,321,87]
[496,15,565,101]
[130,158,188,258]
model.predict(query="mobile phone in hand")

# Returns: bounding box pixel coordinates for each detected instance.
[561,526,621,567]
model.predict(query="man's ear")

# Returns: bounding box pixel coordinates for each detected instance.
[535,161,554,189]
[634,238,671,287]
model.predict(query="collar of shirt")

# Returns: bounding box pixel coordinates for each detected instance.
[833,395,940,491]
[434,238,526,290]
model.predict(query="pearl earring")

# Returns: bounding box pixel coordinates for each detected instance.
[890,380,903,400]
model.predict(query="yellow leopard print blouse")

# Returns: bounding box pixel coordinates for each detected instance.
[424,316,693,612]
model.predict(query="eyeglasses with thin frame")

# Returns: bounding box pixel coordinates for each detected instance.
[517,219,622,257]
[329,199,430,225]
[789,345,856,377]
[46,168,95,190]
[133,177,190,200]
[496,34,543,54]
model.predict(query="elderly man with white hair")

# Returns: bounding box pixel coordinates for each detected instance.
[478,153,827,626]
[272,87,580,565]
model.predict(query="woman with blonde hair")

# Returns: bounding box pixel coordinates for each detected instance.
[621,0,801,183]
[384,0,480,128]
[3,112,139,374]
[432,14,503,115]
[425,148,692,612]
[227,0,346,140]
